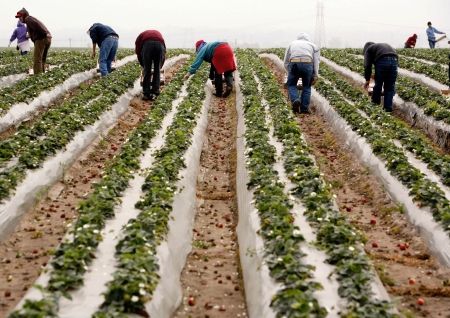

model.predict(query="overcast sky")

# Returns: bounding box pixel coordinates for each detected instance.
[1,0,449,49]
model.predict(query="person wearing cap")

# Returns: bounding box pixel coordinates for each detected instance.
[363,42,398,112]
[135,30,166,101]
[426,22,446,49]
[87,23,119,76]
[404,34,417,48]
[184,40,236,98]
[9,20,30,55]
[15,8,51,74]
[284,33,320,114]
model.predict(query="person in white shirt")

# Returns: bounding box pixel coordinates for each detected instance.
[284,33,320,114]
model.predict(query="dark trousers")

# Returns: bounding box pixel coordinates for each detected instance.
[33,37,51,74]
[141,40,165,96]
[373,56,398,112]
[209,64,233,95]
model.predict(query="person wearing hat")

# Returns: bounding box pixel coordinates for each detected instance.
[15,8,51,74]
[135,30,166,101]
[404,33,417,48]
[87,23,119,76]
[9,20,30,55]
[426,22,446,49]
[184,40,236,97]
[363,42,398,112]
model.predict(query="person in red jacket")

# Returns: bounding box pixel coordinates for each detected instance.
[15,8,51,74]
[404,34,417,48]
[135,30,166,101]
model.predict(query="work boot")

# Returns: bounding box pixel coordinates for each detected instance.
[222,86,233,98]
[292,100,301,113]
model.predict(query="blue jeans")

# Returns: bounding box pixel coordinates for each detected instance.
[428,39,436,49]
[373,56,398,112]
[99,36,118,76]
[287,62,313,111]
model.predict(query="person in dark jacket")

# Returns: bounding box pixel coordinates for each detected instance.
[135,30,166,101]
[87,23,119,76]
[363,42,398,112]
[404,34,417,48]
[184,40,236,97]
[15,8,51,74]
[9,21,30,55]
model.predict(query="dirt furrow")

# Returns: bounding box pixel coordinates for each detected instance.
[0,60,186,318]
[173,92,247,317]
[263,57,450,318]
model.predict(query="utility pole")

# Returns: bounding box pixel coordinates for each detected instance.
[314,0,326,48]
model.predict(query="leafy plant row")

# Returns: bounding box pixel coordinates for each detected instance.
[321,49,450,124]
[0,49,182,169]
[319,62,450,187]
[249,49,397,317]
[0,49,186,203]
[236,49,327,317]
[0,50,93,77]
[9,56,193,318]
[91,64,207,317]
[336,48,449,86]
[0,61,140,202]
[0,49,137,116]
[307,64,450,240]
[397,48,450,66]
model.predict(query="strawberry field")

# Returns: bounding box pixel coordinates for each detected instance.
[0,47,450,318]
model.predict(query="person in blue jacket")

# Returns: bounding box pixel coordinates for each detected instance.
[87,23,119,76]
[426,22,446,49]
[184,40,236,97]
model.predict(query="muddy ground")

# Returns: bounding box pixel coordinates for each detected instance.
[174,89,247,317]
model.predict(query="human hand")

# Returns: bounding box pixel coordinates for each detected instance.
[311,76,318,86]
[183,73,191,80]
[364,81,370,90]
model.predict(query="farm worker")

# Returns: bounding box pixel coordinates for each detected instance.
[363,42,398,112]
[135,30,166,101]
[9,21,30,55]
[15,8,51,74]
[404,34,417,49]
[283,33,320,114]
[184,40,236,98]
[426,22,446,49]
[87,23,119,77]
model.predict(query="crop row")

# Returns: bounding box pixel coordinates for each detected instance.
[236,49,327,317]
[330,48,448,86]
[93,63,207,317]
[319,63,450,187]
[307,63,450,240]
[0,49,137,115]
[0,61,143,204]
[9,55,194,317]
[321,49,450,124]
[248,49,396,317]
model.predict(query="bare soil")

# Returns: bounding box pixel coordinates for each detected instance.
[0,60,186,318]
[173,91,247,317]
[263,57,450,318]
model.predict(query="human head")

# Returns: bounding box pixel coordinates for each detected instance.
[15,8,29,22]
[363,42,375,54]
[296,33,311,42]
[413,34,417,38]
[427,21,432,27]
[195,40,206,52]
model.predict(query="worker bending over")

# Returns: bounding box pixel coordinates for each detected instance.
[363,42,398,112]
